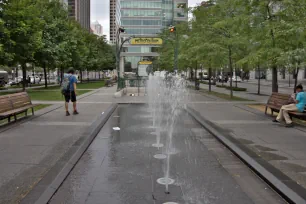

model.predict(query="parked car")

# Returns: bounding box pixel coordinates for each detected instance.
[29,76,41,84]
[230,76,242,82]
[8,79,17,86]
[203,72,209,80]
[0,71,9,87]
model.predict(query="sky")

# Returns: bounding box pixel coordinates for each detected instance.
[90,0,203,40]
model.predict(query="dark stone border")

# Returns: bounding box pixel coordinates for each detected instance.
[187,106,306,204]
[21,103,118,204]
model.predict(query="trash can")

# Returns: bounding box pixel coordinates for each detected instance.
[195,80,200,90]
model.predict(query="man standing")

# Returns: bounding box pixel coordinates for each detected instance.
[65,68,79,116]
[273,84,306,127]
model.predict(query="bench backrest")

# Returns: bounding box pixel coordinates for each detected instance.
[9,92,32,109]
[0,96,13,113]
[267,92,290,108]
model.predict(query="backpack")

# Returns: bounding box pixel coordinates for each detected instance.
[61,75,71,95]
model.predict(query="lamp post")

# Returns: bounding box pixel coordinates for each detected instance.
[115,27,126,91]
[169,25,178,73]
[115,27,135,91]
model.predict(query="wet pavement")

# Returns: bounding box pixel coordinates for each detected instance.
[49,104,285,204]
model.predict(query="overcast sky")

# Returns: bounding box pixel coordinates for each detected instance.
[91,0,203,40]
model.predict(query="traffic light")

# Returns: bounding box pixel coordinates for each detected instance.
[169,26,176,33]
[119,27,125,33]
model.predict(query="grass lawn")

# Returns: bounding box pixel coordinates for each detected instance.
[198,89,252,101]
[28,90,90,101]
[35,80,106,90]
[0,104,51,125]
[0,90,91,100]
[77,80,105,89]
[248,104,306,126]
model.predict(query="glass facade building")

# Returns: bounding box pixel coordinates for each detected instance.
[117,0,188,72]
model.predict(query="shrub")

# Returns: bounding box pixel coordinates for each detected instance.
[225,87,247,91]
[216,85,227,88]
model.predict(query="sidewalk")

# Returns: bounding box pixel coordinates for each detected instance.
[0,86,117,204]
[243,79,306,88]
[199,83,270,103]
[188,91,306,203]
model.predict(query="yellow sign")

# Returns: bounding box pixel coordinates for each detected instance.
[139,61,153,65]
[130,38,163,45]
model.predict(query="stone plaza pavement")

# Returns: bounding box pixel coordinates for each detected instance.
[0,86,122,204]
[189,89,306,202]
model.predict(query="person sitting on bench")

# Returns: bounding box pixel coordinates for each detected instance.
[273,84,306,127]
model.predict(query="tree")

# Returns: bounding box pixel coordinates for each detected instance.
[2,0,44,90]
[34,0,69,88]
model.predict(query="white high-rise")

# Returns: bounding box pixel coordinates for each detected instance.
[91,21,103,36]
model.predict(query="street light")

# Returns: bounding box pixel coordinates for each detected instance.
[115,27,125,91]
[169,25,178,73]
[115,27,136,91]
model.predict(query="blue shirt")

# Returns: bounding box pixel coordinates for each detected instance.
[69,75,77,91]
[296,92,306,112]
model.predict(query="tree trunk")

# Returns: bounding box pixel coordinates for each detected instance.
[208,66,212,92]
[43,63,48,89]
[194,62,197,90]
[289,69,291,87]
[99,71,101,79]
[87,69,89,83]
[294,63,300,93]
[57,68,60,84]
[48,67,50,84]
[228,46,233,98]
[22,63,27,91]
[257,64,261,95]
[234,64,237,88]
[32,64,35,85]
[80,70,83,83]
[272,65,278,92]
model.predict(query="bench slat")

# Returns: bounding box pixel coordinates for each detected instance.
[0,104,37,116]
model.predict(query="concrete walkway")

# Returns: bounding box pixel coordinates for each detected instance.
[0,86,117,204]
[189,90,306,202]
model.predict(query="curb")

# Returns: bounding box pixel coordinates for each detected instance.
[187,106,306,204]
[21,103,118,204]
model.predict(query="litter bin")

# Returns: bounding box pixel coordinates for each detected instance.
[195,80,200,90]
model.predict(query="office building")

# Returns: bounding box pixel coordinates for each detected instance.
[116,0,188,73]
[91,21,103,36]
[67,0,91,31]
[110,0,121,43]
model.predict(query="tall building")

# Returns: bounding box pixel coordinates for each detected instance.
[110,0,121,43]
[66,0,91,31]
[91,21,103,36]
[113,0,188,73]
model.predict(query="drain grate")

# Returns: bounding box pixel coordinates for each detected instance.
[154,154,167,159]
[157,178,175,185]
[152,143,164,148]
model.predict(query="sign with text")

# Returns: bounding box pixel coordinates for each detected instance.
[130,38,163,45]
[139,61,153,65]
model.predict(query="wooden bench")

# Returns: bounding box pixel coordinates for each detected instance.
[265,92,306,120]
[0,92,37,123]
[105,79,116,87]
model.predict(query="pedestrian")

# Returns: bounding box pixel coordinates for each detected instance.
[64,68,79,116]
[273,84,306,127]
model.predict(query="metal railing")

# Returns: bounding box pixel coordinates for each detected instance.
[119,76,148,95]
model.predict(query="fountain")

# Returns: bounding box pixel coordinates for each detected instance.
[147,73,188,194]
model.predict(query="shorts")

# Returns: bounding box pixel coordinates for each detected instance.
[65,91,76,103]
